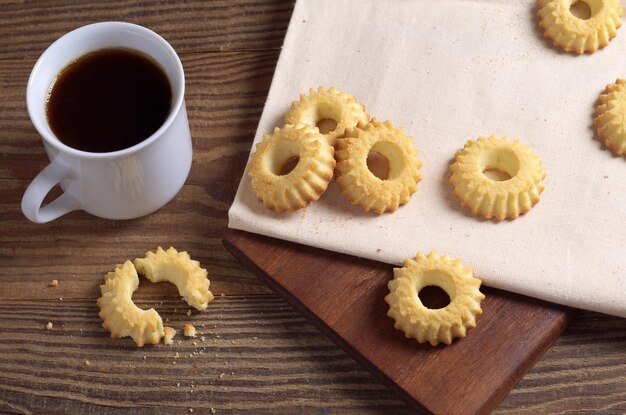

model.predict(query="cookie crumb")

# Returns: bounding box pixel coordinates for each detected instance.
[49,279,59,287]
[186,309,192,317]
[84,360,91,366]
[45,322,53,330]
[184,324,197,338]
[211,409,216,414]
[163,327,176,345]
[189,409,193,413]
[174,352,180,359]
[219,373,225,379]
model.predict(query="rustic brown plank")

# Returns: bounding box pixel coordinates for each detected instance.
[223,230,583,415]
[0,0,295,60]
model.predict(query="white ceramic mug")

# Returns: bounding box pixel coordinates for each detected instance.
[22,22,192,223]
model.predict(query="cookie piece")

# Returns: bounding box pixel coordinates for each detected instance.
[163,326,176,345]
[134,247,214,311]
[97,261,164,347]
[183,324,197,338]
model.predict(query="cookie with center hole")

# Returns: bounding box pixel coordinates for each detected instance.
[247,124,336,212]
[285,86,369,147]
[385,251,485,346]
[335,119,422,214]
[537,0,622,54]
[595,78,626,156]
[449,135,546,220]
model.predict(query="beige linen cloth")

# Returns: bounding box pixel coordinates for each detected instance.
[228,0,626,318]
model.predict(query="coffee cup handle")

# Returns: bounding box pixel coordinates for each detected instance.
[21,158,81,223]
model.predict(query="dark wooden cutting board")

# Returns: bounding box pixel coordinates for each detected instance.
[223,229,579,415]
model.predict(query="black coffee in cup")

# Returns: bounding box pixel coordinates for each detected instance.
[46,48,172,153]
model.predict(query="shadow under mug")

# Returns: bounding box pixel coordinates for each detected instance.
[22,22,192,223]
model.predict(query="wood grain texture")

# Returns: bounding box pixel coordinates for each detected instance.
[0,0,293,59]
[0,296,413,415]
[0,295,624,415]
[0,1,625,414]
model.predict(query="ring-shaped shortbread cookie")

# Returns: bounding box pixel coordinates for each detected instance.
[248,124,336,212]
[335,120,422,214]
[449,136,546,220]
[97,261,165,347]
[134,247,214,311]
[385,252,485,346]
[537,0,622,54]
[284,87,369,146]
[595,78,626,156]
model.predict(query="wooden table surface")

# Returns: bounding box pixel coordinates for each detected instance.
[0,1,624,414]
